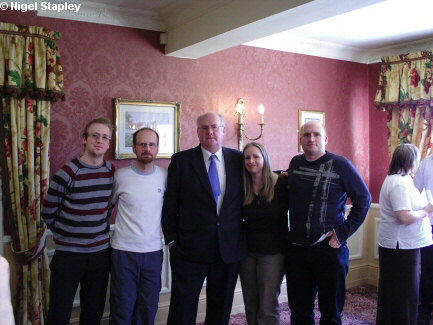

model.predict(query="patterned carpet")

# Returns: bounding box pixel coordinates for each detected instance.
[201,285,379,325]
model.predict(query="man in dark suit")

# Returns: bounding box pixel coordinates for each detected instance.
[162,112,246,325]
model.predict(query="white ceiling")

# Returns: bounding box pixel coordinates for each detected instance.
[32,0,433,63]
[246,0,433,63]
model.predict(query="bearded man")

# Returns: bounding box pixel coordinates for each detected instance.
[109,127,167,325]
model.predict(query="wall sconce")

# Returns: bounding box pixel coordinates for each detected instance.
[235,98,265,150]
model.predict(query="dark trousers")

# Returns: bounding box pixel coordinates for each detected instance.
[376,245,420,325]
[46,248,111,325]
[285,241,349,325]
[167,251,239,325]
[109,249,163,325]
[419,242,433,318]
[239,252,285,325]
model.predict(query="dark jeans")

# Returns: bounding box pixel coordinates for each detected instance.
[109,249,163,325]
[419,243,433,318]
[285,240,349,325]
[46,248,111,325]
[167,250,239,325]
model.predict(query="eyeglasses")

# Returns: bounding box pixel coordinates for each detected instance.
[135,142,157,148]
[199,125,223,132]
[89,133,111,142]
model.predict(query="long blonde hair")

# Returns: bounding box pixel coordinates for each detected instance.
[243,142,278,205]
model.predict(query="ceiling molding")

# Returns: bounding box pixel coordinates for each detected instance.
[245,34,370,64]
[247,35,433,64]
[36,0,166,31]
[365,37,433,64]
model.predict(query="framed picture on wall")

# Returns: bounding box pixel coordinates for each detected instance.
[114,98,181,159]
[298,110,326,152]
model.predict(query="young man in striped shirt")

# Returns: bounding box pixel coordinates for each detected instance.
[42,117,115,325]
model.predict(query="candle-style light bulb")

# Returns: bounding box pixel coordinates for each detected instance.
[236,99,245,114]
[258,104,264,123]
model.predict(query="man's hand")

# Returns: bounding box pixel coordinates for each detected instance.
[328,230,341,248]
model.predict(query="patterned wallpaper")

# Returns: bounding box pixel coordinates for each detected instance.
[0,10,386,201]
[368,64,388,201]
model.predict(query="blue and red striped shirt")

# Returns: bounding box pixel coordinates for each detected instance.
[42,157,115,253]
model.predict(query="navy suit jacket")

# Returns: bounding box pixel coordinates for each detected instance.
[162,145,247,264]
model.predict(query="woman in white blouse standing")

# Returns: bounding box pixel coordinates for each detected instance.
[376,143,433,325]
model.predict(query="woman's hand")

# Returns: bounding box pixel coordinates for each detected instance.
[424,201,433,214]
[395,208,430,224]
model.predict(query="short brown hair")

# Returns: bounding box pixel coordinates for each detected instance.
[82,117,114,138]
[389,143,419,175]
[133,127,159,145]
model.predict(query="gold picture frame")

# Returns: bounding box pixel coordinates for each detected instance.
[298,110,326,152]
[114,98,181,159]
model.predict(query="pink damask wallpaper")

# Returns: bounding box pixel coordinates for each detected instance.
[0,9,387,201]
[368,63,389,201]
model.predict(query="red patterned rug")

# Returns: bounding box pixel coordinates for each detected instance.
[200,285,378,325]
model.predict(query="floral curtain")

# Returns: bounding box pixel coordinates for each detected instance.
[375,51,433,158]
[386,106,432,158]
[0,22,65,325]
